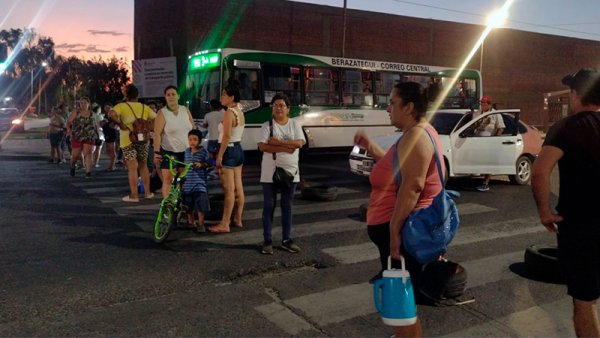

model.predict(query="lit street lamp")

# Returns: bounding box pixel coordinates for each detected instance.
[480,6,510,75]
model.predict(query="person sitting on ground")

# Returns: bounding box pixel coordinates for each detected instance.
[183,129,211,233]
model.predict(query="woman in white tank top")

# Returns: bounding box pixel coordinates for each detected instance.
[153,85,195,197]
[209,82,246,233]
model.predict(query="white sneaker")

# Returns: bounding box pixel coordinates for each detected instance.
[144,192,154,199]
[122,195,139,202]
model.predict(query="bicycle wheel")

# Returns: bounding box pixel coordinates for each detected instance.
[153,202,177,243]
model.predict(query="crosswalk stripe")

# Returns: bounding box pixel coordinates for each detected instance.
[257,247,556,333]
[457,203,496,215]
[239,198,369,221]
[322,216,543,265]
[180,217,365,245]
[442,297,576,337]
[283,283,372,326]
[254,302,319,335]
[167,202,501,246]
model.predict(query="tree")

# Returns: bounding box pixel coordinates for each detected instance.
[0,28,130,111]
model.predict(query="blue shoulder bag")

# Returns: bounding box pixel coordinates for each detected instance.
[393,127,460,264]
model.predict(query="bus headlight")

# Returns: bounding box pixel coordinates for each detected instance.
[12,118,23,125]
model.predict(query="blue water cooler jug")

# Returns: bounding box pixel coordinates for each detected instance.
[373,256,417,326]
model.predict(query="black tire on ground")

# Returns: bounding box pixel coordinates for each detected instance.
[444,264,468,298]
[524,244,564,283]
[358,203,368,222]
[300,183,338,201]
[510,155,533,185]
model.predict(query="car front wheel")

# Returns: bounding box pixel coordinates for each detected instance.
[509,155,532,185]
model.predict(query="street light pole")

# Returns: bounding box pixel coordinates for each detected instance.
[37,61,48,114]
[30,70,33,102]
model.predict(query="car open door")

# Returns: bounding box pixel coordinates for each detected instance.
[449,110,523,175]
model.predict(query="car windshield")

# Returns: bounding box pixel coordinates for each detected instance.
[430,112,464,135]
[0,109,17,116]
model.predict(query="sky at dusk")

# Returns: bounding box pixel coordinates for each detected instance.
[1,0,599,66]
[1,0,133,62]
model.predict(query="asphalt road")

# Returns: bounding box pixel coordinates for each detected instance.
[0,140,584,337]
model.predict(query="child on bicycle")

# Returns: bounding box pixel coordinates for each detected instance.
[183,129,211,233]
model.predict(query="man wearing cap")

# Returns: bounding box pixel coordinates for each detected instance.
[532,68,600,337]
[473,95,505,191]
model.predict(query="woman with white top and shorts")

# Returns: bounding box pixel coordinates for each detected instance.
[209,82,245,233]
[153,85,195,198]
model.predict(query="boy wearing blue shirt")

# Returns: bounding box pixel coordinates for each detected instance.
[183,129,211,233]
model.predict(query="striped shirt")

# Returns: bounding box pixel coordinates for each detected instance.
[183,147,210,193]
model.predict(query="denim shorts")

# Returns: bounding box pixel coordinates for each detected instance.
[221,142,244,168]
[183,191,210,214]
[159,149,185,169]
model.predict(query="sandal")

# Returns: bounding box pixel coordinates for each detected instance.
[196,224,207,233]
[207,225,230,234]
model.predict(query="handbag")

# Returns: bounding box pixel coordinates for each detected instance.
[269,118,296,188]
[273,166,295,188]
[394,126,460,264]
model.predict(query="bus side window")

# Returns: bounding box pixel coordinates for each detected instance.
[305,67,339,106]
[262,64,302,105]
[375,72,400,108]
[342,70,374,106]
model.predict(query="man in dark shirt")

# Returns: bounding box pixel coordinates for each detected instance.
[532,68,600,337]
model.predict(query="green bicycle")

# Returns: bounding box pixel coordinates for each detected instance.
[153,155,204,243]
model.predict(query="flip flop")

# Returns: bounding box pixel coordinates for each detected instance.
[208,226,230,234]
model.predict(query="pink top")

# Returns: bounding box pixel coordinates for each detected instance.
[367,125,445,225]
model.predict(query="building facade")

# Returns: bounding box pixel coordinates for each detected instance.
[134,0,600,127]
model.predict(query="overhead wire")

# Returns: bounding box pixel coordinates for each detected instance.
[388,0,600,39]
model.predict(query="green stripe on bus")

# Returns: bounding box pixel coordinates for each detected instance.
[225,53,329,67]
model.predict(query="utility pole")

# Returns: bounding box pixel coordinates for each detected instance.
[342,0,347,58]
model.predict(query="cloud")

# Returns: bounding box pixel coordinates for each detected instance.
[87,30,126,36]
[84,46,111,53]
[63,45,111,54]
[115,46,129,52]
[56,43,86,49]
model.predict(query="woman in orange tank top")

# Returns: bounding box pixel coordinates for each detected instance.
[354,82,445,338]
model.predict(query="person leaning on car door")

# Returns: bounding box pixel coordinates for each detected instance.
[472,95,505,192]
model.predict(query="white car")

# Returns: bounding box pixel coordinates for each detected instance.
[349,109,543,185]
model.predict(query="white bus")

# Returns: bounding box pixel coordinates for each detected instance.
[184,48,482,151]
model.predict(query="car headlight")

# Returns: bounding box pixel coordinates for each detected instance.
[351,145,361,154]
[11,118,23,125]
